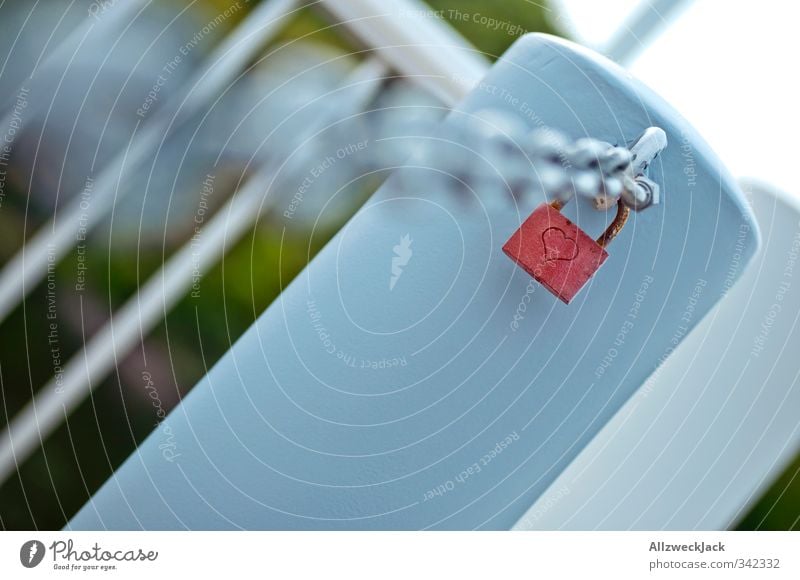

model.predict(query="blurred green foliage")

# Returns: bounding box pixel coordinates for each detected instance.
[427,0,556,58]
[736,454,800,530]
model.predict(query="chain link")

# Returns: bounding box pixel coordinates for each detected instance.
[505,120,666,212]
[423,109,668,212]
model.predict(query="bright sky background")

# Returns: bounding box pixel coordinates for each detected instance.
[553,0,799,196]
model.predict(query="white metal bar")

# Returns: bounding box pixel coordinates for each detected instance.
[0,0,299,324]
[602,0,696,65]
[320,0,488,107]
[0,58,389,484]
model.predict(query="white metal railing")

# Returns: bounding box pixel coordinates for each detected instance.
[602,0,694,64]
[319,0,487,105]
[0,57,390,483]
[0,0,488,485]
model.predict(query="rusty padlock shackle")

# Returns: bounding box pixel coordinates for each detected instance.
[549,198,630,249]
[539,127,665,250]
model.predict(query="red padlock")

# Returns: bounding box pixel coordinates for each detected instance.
[503,199,629,303]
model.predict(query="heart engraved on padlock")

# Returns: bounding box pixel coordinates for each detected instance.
[541,227,579,262]
[503,198,629,304]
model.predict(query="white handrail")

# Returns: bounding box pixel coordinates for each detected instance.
[320,0,488,106]
[602,0,695,65]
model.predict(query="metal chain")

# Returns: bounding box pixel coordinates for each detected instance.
[425,109,668,212]
[314,106,668,212]
[498,120,667,212]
